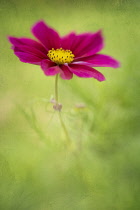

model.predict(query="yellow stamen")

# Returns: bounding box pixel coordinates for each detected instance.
[47,48,74,65]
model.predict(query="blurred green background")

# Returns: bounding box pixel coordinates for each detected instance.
[0,0,140,209]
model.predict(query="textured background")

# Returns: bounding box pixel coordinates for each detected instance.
[0,0,140,209]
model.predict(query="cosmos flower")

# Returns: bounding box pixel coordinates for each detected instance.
[8,21,120,81]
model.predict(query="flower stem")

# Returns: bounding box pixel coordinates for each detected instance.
[54,74,72,145]
[55,74,59,104]
[58,111,72,145]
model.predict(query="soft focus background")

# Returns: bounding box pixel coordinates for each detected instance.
[0,0,140,209]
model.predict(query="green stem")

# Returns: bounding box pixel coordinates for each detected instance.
[54,75,72,145]
[55,74,59,104]
[58,111,72,145]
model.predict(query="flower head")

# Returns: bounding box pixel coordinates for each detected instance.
[8,21,120,81]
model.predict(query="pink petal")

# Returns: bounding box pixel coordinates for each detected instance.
[13,45,47,59]
[69,64,105,81]
[59,65,73,80]
[32,21,61,50]
[14,52,43,64]
[8,37,47,54]
[41,59,60,76]
[9,36,48,64]
[75,54,120,68]
[70,30,104,58]
[61,32,76,50]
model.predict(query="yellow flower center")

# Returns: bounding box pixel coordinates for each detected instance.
[47,48,74,65]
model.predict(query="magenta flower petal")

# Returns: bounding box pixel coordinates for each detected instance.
[14,52,43,64]
[32,21,61,50]
[13,45,47,59]
[75,54,120,68]
[8,37,47,54]
[69,64,105,81]
[61,32,76,50]
[59,65,73,80]
[70,30,104,58]
[41,59,60,76]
